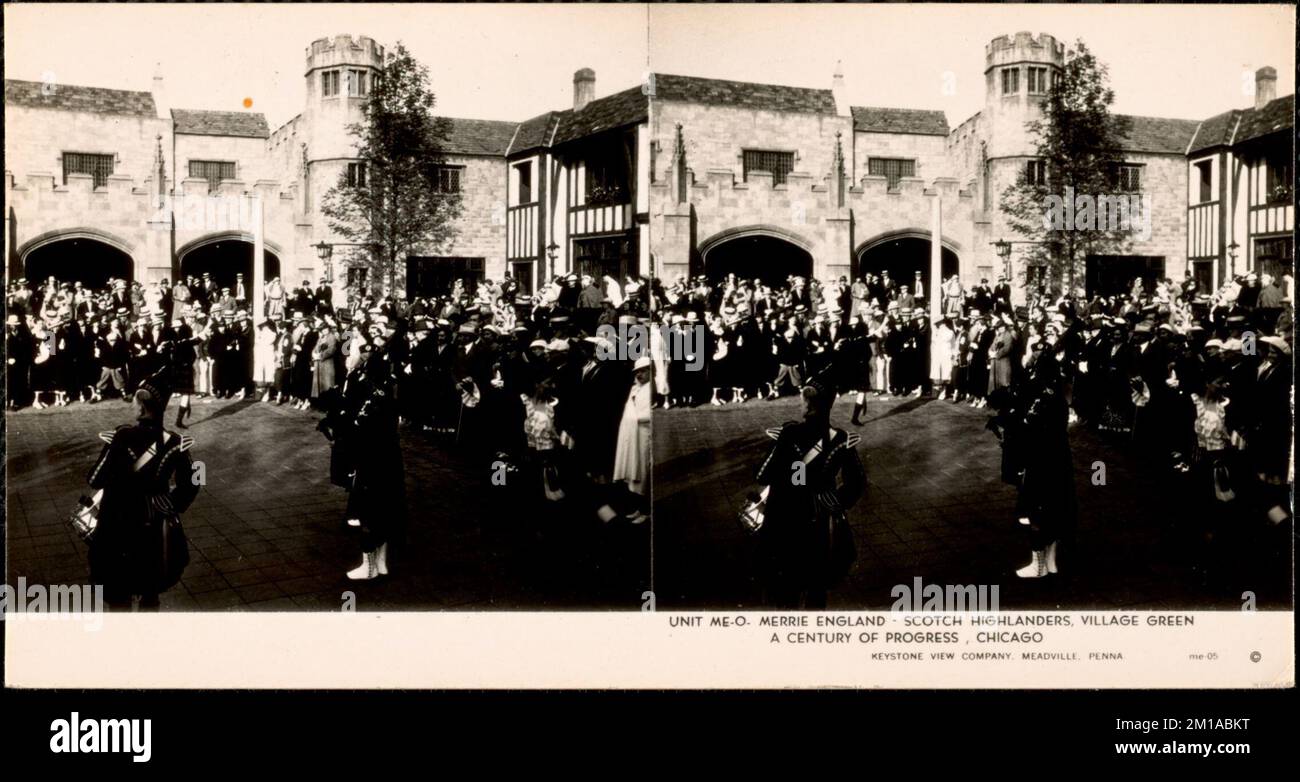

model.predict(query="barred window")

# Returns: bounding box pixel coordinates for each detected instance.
[743,150,795,186]
[1110,163,1142,192]
[189,160,236,193]
[347,69,368,97]
[434,165,463,194]
[321,70,340,98]
[63,152,114,188]
[347,162,367,188]
[868,157,917,189]
[1027,67,1049,95]
[1001,67,1020,95]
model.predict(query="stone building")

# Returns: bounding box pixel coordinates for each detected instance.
[6,31,1289,308]
[1185,66,1294,291]
[5,34,650,305]
[648,32,1243,304]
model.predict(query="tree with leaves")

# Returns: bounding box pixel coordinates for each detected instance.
[999,40,1132,296]
[321,41,462,297]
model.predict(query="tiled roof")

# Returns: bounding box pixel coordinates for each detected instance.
[1111,114,1200,155]
[852,106,949,136]
[1187,94,1294,154]
[439,117,519,156]
[1187,109,1241,155]
[652,73,836,115]
[5,78,156,117]
[554,86,648,145]
[172,108,269,138]
[508,111,561,155]
[1235,94,1293,145]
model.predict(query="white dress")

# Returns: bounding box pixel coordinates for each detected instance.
[930,324,957,382]
[613,380,652,495]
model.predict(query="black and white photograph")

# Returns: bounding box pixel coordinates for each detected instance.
[646,4,1295,612]
[4,2,654,612]
[1,1,1295,701]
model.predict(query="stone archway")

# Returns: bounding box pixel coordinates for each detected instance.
[699,225,814,286]
[20,230,136,289]
[177,233,283,294]
[855,230,960,300]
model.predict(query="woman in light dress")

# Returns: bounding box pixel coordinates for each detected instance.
[613,356,653,522]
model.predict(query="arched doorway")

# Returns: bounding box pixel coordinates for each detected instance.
[178,239,281,293]
[702,232,813,287]
[856,234,958,300]
[23,236,134,289]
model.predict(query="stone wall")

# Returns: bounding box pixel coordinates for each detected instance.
[174,133,272,185]
[4,104,171,185]
[438,154,509,281]
[650,157,975,286]
[853,131,951,182]
[652,99,852,191]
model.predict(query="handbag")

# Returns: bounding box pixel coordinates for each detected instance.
[738,486,770,533]
[739,437,827,534]
[1212,459,1235,502]
[70,489,105,542]
[542,461,565,501]
[155,496,190,592]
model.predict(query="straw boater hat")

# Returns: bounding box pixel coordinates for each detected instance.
[584,334,617,353]
[1259,336,1290,355]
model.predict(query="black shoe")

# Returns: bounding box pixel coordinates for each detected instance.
[850,403,864,426]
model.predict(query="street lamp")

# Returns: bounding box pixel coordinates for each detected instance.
[314,240,334,284]
[993,239,1012,280]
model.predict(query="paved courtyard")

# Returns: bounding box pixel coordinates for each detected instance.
[652,393,1292,610]
[5,399,649,611]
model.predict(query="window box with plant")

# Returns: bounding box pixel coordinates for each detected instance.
[586,183,626,207]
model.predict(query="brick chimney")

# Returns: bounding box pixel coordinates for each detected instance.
[832,60,850,118]
[574,68,596,111]
[1255,66,1277,109]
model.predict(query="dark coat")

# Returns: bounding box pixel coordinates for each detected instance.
[86,420,198,596]
[756,422,866,598]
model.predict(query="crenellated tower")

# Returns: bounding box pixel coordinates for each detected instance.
[300,35,385,218]
[983,32,1066,160]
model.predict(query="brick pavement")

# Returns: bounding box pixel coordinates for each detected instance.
[5,398,649,611]
[651,393,1291,610]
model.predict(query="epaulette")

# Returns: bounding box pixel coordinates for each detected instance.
[98,431,116,444]
[764,426,783,441]
[177,434,195,452]
[844,433,862,449]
